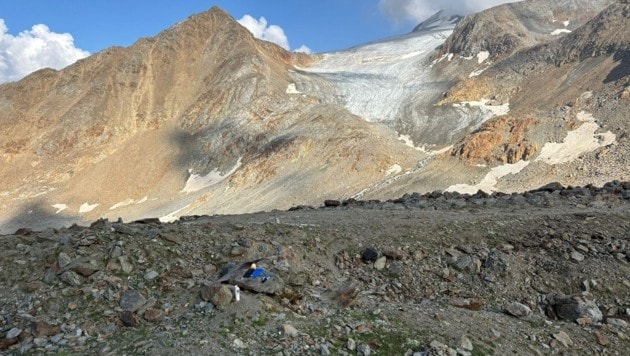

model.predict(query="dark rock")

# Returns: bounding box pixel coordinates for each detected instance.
[0,337,18,350]
[133,218,161,225]
[112,223,137,235]
[90,218,109,228]
[120,311,137,327]
[13,228,33,236]
[324,200,341,207]
[361,248,379,263]
[120,290,147,312]
[536,182,565,192]
[545,293,603,322]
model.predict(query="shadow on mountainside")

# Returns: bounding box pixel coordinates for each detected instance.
[0,200,82,235]
[604,51,630,84]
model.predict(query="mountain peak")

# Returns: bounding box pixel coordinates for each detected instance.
[413,10,463,32]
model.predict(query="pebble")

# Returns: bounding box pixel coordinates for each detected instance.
[120,310,137,327]
[553,331,573,347]
[72,262,99,277]
[6,327,22,339]
[595,331,609,346]
[606,318,628,329]
[144,308,165,322]
[505,302,532,318]
[347,337,356,351]
[119,290,147,312]
[320,344,330,355]
[281,323,299,337]
[118,256,133,273]
[199,284,232,306]
[230,246,247,257]
[459,335,473,351]
[374,256,387,270]
[357,343,371,356]
[57,252,73,268]
[233,338,246,349]
[144,270,159,280]
[59,271,83,287]
[571,251,585,262]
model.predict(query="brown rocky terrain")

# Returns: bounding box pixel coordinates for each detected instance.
[1,182,629,354]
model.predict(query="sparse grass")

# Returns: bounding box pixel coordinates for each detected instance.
[253,315,268,327]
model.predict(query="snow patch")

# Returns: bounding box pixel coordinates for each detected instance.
[563,20,570,27]
[469,67,488,77]
[182,158,242,194]
[109,196,148,210]
[551,29,571,35]
[160,204,190,223]
[286,83,301,94]
[477,51,490,64]
[79,202,99,214]
[398,134,452,155]
[52,204,67,214]
[385,164,402,176]
[535,111,616,165]
[453,99,510,117]
[446,160,530,194]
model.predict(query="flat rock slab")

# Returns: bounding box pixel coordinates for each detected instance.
[119,290,146,312]
[216,260,284,295]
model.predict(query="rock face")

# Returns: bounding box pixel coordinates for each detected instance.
[452,116,539,165]
[1,1,629,233]
[438,0,613,60]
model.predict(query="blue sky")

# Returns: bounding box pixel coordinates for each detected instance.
[0,0,516,82]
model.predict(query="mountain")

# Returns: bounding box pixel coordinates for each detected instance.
[0,7,416,232]
[1,1,628,232]
[412,10,463,32]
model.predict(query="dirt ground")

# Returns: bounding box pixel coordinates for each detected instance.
[1,182,629,355]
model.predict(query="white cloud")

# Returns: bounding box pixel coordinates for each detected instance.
[294,45,312,54]
[378,0,520,24]
[238,15,290,50]
[237,14,311,54]
[0,19,89,83]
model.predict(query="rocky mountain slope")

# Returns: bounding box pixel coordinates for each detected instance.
[0,182,629,354]
[0,8,419,233]
[0,0,628,232]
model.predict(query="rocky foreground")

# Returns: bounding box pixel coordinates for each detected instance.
[1,181,630,355]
